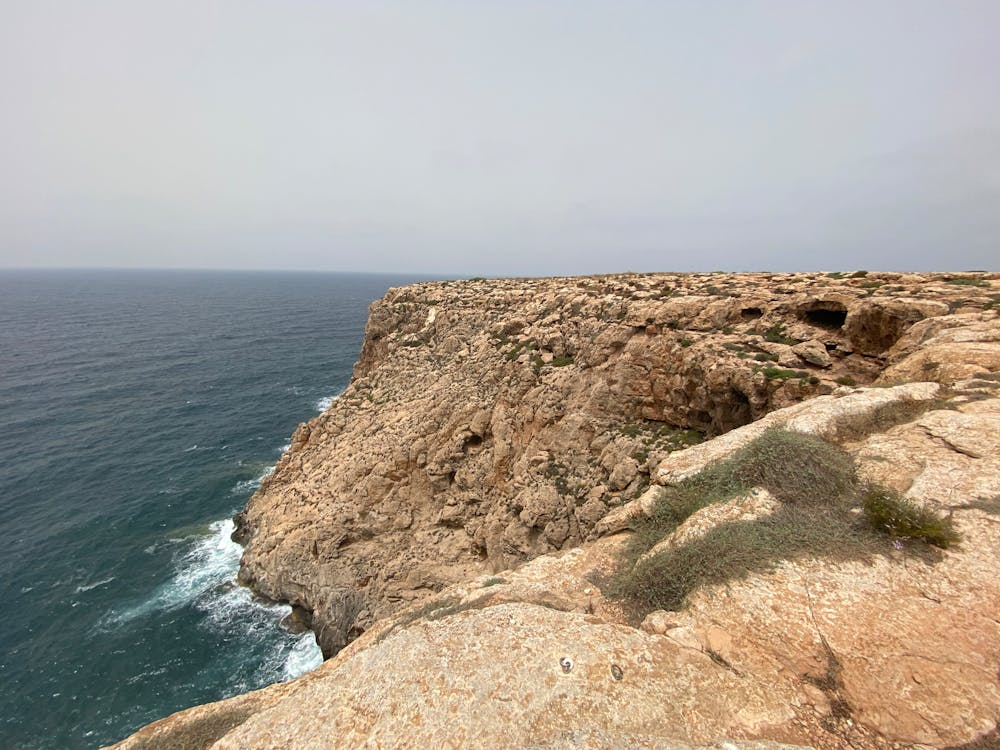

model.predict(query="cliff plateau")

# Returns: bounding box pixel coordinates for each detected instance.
[111,272,1000,750]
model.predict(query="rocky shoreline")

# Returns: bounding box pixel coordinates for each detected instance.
[110,271,1000,749]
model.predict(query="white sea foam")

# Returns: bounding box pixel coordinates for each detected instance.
[230,465,276,495]
[283,633,324,680]
[75,576,115,593]
[278,443,291,454]
[184,444,220,454]
[231,479,259,495]
[314,392,342,412]
[196,577,323,682]
[108,519,242,624]
[106,516,324,681]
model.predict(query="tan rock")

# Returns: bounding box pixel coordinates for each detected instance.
[111,272,1000,750]
[652,382,940,487]
[791,340,833,368]
[879,311,1000,385]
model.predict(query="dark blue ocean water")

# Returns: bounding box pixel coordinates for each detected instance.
[0,270,426,749]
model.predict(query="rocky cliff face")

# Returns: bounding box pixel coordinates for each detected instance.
[231,272,993,657]
[111,272,1000,750]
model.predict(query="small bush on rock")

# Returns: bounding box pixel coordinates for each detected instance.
[862,487,960,548]
[610,428,950,617]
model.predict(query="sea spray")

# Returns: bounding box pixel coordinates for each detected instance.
[315,391,343,413]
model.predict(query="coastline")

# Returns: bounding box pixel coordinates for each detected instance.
[115,271,1000,749]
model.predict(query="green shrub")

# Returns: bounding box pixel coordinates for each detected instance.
[762,323,797,345]
[616,504,869,612]
[727,428,857,504]
[680,339,694,348]
[862,487,960,548]
[611,428,885,615]
[835,375,857,386]
[944,277,989,287]
[551,356,574,367]
[623,428,857,560]
[762,366,800,380]
[504,342,526,361]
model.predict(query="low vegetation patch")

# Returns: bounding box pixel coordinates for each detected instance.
[761,322,797,345]
[862,487,960,548]
[504,340,537,361]
[944,277,989,287]
[609,427,958,617]
[619,420,704,454]
[761,366,805,380]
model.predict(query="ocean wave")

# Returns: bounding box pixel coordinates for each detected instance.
[75,576,115,593]
[106,519,242,625]
[314,392,342,412]
[231,479,259,495]
[230,465,276,495]
[104,517,324,681]
[195,580,323,685]
[283,632,324,680]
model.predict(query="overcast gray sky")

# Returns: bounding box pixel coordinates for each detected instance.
[2,1,998,275]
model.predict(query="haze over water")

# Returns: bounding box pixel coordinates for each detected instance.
[0,270,423,748]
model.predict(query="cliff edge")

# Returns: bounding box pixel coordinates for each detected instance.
[110,272,1000,749]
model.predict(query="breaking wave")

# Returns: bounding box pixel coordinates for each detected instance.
[105,518,322,681]
[314,391,342,412]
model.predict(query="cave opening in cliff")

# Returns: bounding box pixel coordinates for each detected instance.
[740,307,763,321]
[801,305,847,330]
[730,389,752,429]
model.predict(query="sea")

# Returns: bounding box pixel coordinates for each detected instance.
[0,269,428,749]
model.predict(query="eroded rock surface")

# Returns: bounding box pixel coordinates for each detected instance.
[109,272,1000,750]
[232,273,998,656]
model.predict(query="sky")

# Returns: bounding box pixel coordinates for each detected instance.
[1,1,998,276]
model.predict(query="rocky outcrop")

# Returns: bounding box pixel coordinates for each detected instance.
[232,272,997,657]
[109,271,1000,750]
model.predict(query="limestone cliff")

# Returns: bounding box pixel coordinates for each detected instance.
[111,272,1000,750]
[232,272,991,657]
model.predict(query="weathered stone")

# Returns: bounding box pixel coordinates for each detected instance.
[791,340,833,368]
[110,272,1000,750]
[608,457,640,491]
[242,274,979,644]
